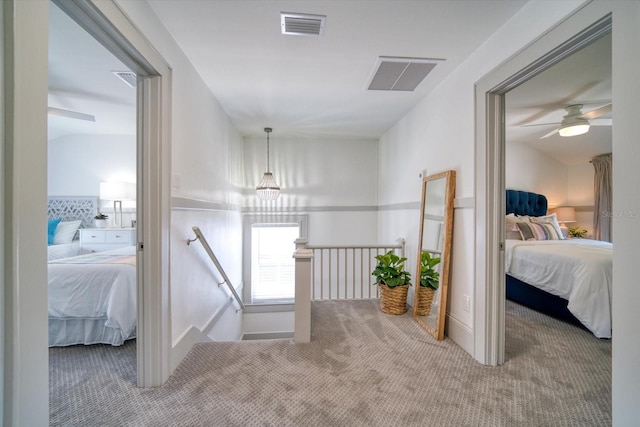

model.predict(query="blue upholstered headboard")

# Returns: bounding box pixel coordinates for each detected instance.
[506,190,547,216]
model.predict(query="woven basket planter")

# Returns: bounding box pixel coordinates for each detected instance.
[415,286,436,316]
[378,283,409,315]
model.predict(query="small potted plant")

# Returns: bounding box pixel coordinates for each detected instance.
[568,226,587,238]
[372,250,412,315]
[94,212,109,228]
[415,251,441,316]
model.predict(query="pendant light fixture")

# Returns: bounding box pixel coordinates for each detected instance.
[256,127,280,200]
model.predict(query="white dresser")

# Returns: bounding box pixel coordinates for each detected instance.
[79,228,136,253]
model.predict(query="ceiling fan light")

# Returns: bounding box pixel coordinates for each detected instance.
[559,122,590,137]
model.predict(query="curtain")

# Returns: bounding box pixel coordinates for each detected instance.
[592,153,612,242]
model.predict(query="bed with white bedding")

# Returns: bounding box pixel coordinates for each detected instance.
[505,239,612,338]
[505,189,612,338]
[48,246,137,346]
[48,241,83,261]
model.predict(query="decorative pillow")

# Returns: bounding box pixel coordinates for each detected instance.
[516,221,563,241]
[47,218,62,246]
[530,213,565,240]
[505,214,529,240]
[52,220,82,245]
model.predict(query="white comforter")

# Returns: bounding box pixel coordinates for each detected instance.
[505,239,612,338]
[48,246,137,344]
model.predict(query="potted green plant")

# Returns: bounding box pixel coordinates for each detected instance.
[568,226,587,238]
[415,251,441,316]
[372,250,412,315]
[94,212,109,228]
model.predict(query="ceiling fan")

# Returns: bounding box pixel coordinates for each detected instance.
[47,106,96,122]
[526,103,612,139]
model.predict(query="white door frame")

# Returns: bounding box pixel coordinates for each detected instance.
[3,1,171,422]
[474,2,613,365]
[53,0,172,387]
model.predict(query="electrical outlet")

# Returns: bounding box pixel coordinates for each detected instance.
[463,294,471,312]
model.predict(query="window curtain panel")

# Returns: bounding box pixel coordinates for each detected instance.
[592,153,612,242]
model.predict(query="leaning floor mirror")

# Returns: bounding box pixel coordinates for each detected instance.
[413,170,455,340]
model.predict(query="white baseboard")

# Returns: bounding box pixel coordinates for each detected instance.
[241,331,294,340]
[171,296,238,371]
[446,314,473,356]
[171,326,212,372]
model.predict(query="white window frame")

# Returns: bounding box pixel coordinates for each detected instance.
[242,214,308,305]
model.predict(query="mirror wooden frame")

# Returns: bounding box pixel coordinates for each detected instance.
[413,170,455,340]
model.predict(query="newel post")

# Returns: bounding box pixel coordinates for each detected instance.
[293,238,313,343]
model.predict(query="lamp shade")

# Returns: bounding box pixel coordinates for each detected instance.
[552,206,576,224]
[99,182,136,201]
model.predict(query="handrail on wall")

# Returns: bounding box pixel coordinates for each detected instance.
[187,226,245,312]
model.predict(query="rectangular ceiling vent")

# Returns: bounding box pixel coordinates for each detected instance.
[367,57,445,91]
[112,70,137,88]
[281,12,326,36]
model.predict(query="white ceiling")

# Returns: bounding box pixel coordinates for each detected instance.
[505,33,612,165]
[48,3,136,141]
[146,0,528,138]
[49,0,610,166]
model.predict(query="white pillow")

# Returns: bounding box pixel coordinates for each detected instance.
[505,214,529,240]
[530,213,565,240]
[52,220,82,245]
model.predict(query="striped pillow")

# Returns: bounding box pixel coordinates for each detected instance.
[516,221,563,241]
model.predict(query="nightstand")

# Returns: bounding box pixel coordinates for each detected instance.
[79,228,136,253]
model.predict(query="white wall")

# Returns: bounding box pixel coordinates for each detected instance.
[504,142,595,236]
[243,136,378,209]
[115,1,245,364]
[243,135,380,248]
[610,1,640,423]
[505,142,568,207]
[48,134,137,226]
[377,1,586,352]
[48,134,136,196]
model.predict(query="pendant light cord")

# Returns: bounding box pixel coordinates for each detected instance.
[266,130,270,173]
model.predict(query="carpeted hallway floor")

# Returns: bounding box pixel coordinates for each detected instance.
[49,300,611,426]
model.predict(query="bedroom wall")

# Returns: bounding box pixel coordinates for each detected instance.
[48,134,136,196]
[48,134,137,226]
[114,1,245,367]
[567,161,595,237]
[505,142,569,208]
[377,0,586,354]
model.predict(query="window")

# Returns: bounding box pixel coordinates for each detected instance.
[243,214,307,305]
[250,224,300,303]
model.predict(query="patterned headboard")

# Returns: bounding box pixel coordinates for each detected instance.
[505,190,547,217]
[47,196,98,229]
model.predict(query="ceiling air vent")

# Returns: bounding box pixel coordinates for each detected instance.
[281,12,326,36]
[112,70,137,88]
[367,57,445,91]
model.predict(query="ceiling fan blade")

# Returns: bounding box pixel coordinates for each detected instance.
[48,107,96,122]
[540,128,559,139]
[590,118,612,126]
[521,122,561,128]
[581,103,612,120]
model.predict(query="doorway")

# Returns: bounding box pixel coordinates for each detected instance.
[474,8,613,365]
[47,0,138,391]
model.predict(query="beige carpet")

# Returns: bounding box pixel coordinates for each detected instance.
[50,300,611,426]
